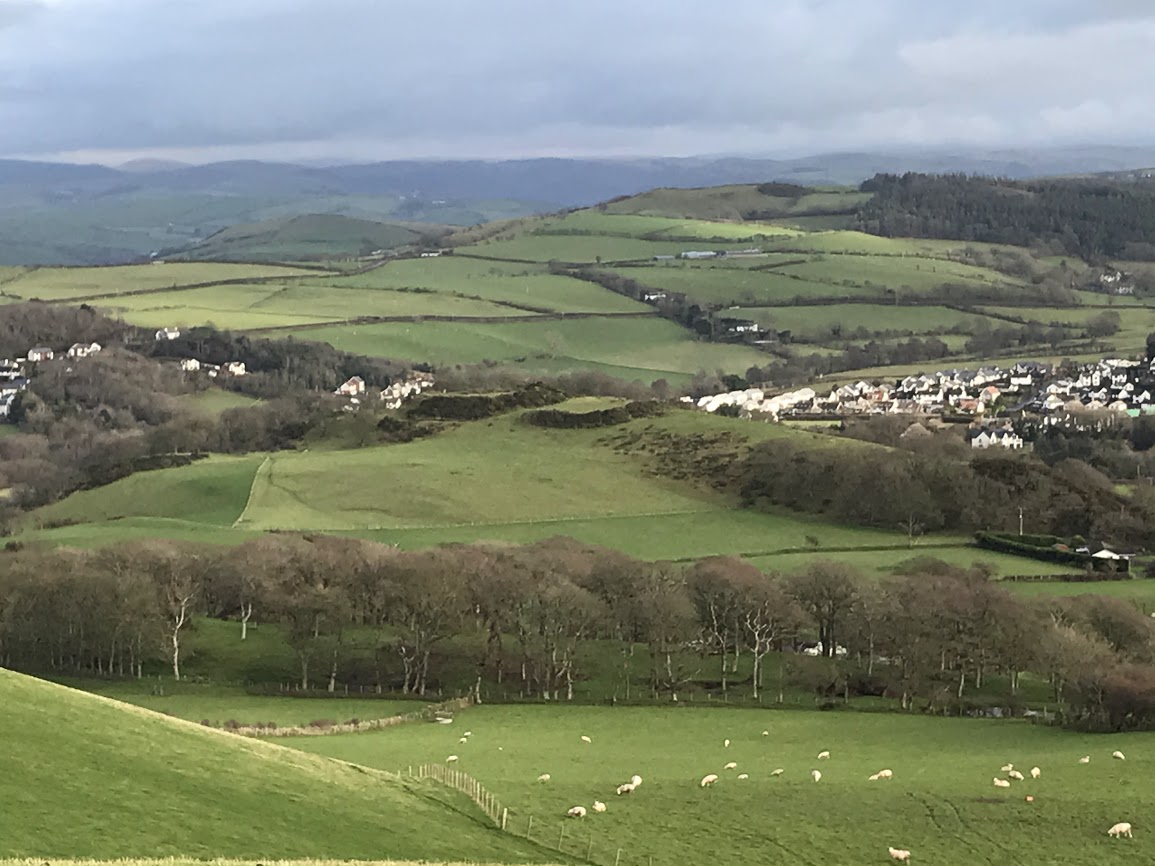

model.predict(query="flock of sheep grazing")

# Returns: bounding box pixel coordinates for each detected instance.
[445,724,1139,858]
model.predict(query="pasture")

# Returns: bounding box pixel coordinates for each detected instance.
[2,262,318,301]
[285,316,768,383]
[0,669,552,862]
[294,704,1155,866]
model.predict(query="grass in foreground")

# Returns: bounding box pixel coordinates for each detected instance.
[0,669,554,862]
[294,704,1155,866]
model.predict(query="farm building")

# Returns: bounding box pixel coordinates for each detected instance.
[969,429,1025,450]
[335,376,366,396]
[66,342,102,359]
[155,327,181,341]
[26,347,54,362]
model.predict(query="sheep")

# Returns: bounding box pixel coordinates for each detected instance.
[868,773,881,781]
[1030,767,1041,779]
[567,806,587,819]
[761,730,770,737]
[811,769,822,782]
[1113,750,1126,760]
[616,782,636,795]
[581,735,592,744]
[1078,755,1091,764]
[1108,822,1133,838]
[459,737,468,744]
[888,847,912,862]
[446,755,459,763]
[537,773,551,782]
[723,761,738,770]
[592,801,607,813]
[993,778,1011,788]
[771,768,785,776]
[700,774,719,787]
[878,769,893,780]
[462,731,472,737]
[724,739,731,748]
[630,774,643,788]
[999,763,1014,773]
[1008,770,1025,781]
[737,773,749,780]
[817,750,831,760]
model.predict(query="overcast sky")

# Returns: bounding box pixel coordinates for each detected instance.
[2,0,1154,164]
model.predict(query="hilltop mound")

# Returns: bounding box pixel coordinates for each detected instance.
[0,668,552,862]
[175,213,450,262]
[600,183,869,222]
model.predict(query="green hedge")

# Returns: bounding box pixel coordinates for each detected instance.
[523,401,666,429]
[975,531,1128,574]
[408,383,567,421]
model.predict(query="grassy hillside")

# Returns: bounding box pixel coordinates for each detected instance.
[175,214,446,262]
[23,409,1094,585]
[0,668,554,862]
[295,704,1155,866]
[602,184,871,220]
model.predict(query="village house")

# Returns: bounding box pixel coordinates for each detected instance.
[180,358,201,372]
[334,376,366,396]
[155,327,181,341]
[641,291,667,303]
[223,362,247,377]
[66,342,102,359]
[970,428,1024,450]
[26,347,54,362]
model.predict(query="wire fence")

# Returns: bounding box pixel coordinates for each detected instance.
[229,696,474,738]
[412,762,657,866]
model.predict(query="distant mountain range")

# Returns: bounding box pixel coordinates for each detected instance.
[2,145,1155,266]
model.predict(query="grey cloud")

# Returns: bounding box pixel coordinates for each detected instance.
[1,0,1154,161]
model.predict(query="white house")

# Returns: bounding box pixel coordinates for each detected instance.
[27,347,53,362]
[970,429,1025,450]
[335,376,366,396]
[66,342,101,359]
[155,327,181,341]
[223,361,247,376]
[180,358,201,372]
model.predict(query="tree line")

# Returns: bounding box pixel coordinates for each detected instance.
[2,535,1154,730]
[857,173,1155,261]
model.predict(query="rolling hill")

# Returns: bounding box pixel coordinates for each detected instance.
[0,667,555,862]
[172,214,450,262]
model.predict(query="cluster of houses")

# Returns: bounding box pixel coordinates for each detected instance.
[179,358,247,378]
[333,372,435,409]
[1024,358,1155,423]
[0,341,105,420]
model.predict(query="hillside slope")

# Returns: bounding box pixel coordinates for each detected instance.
[0,668,553,862]
[174,214,448,262]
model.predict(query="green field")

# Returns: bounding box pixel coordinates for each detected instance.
[4,263,318,301]
[67,680,423,726]
[0,669,552,862]
[286,317,768,383]
[294,704,1155,866]
[602,185,871,220]
[613,263,879,303]
[464,234,731,264]
[779,253,1018,292]
[181,389,261,415]
[736,304,996,339]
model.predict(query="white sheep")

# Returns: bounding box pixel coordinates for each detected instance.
[817,750,830,760]
[1030,767,1041,779]
[771,768,784,776]
[761,730,770,737]
[700,773,719,787]
[630,774,643,788]
[999,763,1014,773]
[723,761,738,770]
[888,847,912,862]
[462,730,472,737]
[581,735,592,744]
[1113,750,1126,760]
[1079,755,1091,764]
[811,769,822,782]
[459,737,468,744]
[737,773,749,780]
[1108,822,1133,838]
[868,773,881,781]
[878,769,893,779]
[592,801,607,813]
[615,782,635,795]
[537,773,551,782]
[1008,770,1025,781]
[446,755,459,763]
[567,806,587,819]
[724,739,731,748]
[993,778,1011,788]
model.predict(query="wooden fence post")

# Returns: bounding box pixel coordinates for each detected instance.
[527,815,534,839]
[615,848,622,866]
[501,808,508,831]
[558,824,565,849]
